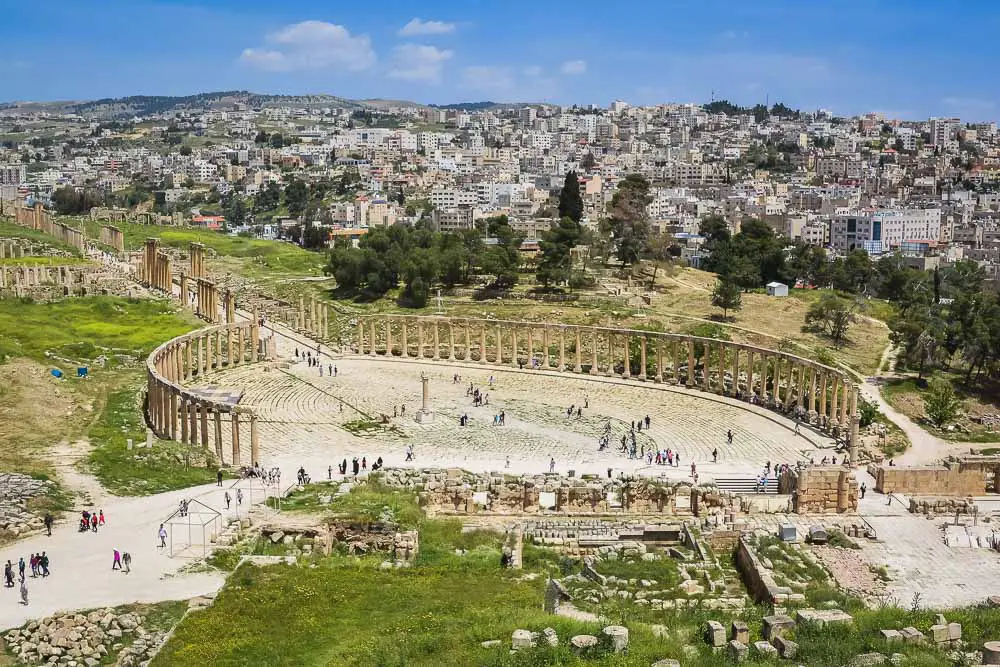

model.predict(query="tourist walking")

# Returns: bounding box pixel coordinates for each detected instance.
[123,552,131,574]
[549,457,556,473]
[727,430,733,445]
[99,510,105,526]
[860,483,867,499]
[236,488,243,506]
[39,553,48,577]
[158,524,167,549]
[4,560,13,587]
[19,578,27,606]
[112,549,122,571]
[217,470,224,487]
[224,491,231,510]
[43,513,52,537]
[712,448,718,463]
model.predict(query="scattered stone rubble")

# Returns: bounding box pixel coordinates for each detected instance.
[3,609,163,666]
[0,473,51,537]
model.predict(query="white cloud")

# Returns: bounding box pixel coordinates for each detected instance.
[388,44,453,84]
[462,66,514,92]
[560,59,587,75]
[240,20,376,72]
[399,18,456,36]
[522,65,543,77]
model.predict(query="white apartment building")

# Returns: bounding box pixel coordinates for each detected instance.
[930,117,960,147]
[0,164,26,185]
[186,160,217,182]
[429,188,477,209]
[431,206,475,232]
[830,208,942,253]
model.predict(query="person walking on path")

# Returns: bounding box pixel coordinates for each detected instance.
[860,483,867,499]
[158,524,167,549]
[727,430,733,445]
[39,553,48,577]
[549,457,556,473]
[217,469,224,487]
[4,560,13,587]
[43,513,52,537]
[112,549,122,571]
[98,510,105,526]
[224,491,231,510]
[122,552,131,574]
[17,557,25,581]
[19,577,27,606]
[712,448,718,463]
[236,488,243,506]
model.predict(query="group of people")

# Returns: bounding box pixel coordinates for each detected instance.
[79,509,105,533]
[467,384,490,407]
[331,456,385,478]
[5,552,49,606]
[111,549,132,574]
[223,488,243,510]
[295,347,336,377]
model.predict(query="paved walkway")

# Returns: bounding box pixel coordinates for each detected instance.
[0,478,265,630]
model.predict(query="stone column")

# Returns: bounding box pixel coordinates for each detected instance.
[237,327,246,365]
[808,367,817,418]
[819,373,829,423]
[830,377,840,427]
[716,344,726,394]
[180,396,189,444]
[622,333,631,378]
[542,327,550,368]
[250,414,260,467]
[214,410,223,462]
[839,381,850,428]
[559,327,566,370]
[590,328,598,375]
[206,332,214,372]
[448,321,455,359]
[401,318,409,358]
[433,320,440,360]
[496,323,503,364]
[386,318,393,357]
[356,321,365,354]
[747,351,755,398]
[479,323,486,364]
[188,400,198,445]
[655,338,663,382]
[671,340,680,384]
[796,363,806,411]
[701,341,710,391]
[370,320,378,357]
[732,347,740,396]
[185,340,193,381]
[573,327,583,373]
[200,403,209,448]
[417,320,424,358]
[687,339,695,386]
[527,326,534,366]
[215,329,222,367]
[606,334,614,376]
[231,413,241,467]
[169,390,178,441]
[639,335,647,381]
[511,326,518,367]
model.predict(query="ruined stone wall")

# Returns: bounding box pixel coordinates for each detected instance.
[874,464,983,496]
[793,467,858,514]
[735,537,785,605]
[376,468,724,518]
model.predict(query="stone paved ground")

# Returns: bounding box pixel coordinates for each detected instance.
[201,356,834,481]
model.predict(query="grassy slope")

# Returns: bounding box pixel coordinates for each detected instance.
[0,297,204,496]
[882,373,1000,443]
[0,219,83,257]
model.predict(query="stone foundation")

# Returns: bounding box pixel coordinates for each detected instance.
[873,463,983,496]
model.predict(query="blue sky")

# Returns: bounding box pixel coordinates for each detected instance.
[2,0,1000,119]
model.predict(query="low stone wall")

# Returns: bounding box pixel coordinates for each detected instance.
[735,537,789,605]
[793,467,858,514]
[873,464,983,496]
[375,467,722,517]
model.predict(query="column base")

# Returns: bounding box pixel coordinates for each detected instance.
[414,409,435,424]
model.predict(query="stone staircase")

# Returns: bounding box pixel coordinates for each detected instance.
[713,477,778,495]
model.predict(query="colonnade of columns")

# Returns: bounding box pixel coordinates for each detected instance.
[292,296,329,340]
[140,239,173,292]
[0,265,83,288]
[99,225,125,255]
[189,243,207,278]
[146,322,264,467]
[355,316,860,459]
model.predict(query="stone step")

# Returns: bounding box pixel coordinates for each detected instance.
[714,478,779,495]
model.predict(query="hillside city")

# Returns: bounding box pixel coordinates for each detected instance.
[0,94,988,275]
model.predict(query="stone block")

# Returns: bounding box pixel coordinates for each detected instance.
[930,624,949,644]
[480,640,501,649]
[542,627,558,647]
[762,614,795,640]
[731,620,749,645]
[511,629,535,650]
[651,661,681,667]
[602,625,628,653]
[728,640,748,662]
[570,634,598,655]
[948,622,962,641]
[850,653,886,666]
[753,640,778,657]
[795,608,853,627]
[900,627,925,644]
[773,635,798,659]
[705,620,726,647]
[879,629,901,643]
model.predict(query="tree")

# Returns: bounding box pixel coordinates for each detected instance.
[179,145,192,156]
[557,171,583,222]
[711,278,742,320]
[607,174,652,265]
[580,152,596,172]
[284,179,308,217]
[805,294,854,347]
[923,379,962,428]
[269,133,284,149]
[221,194,247,228]
[536,217,581,287]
